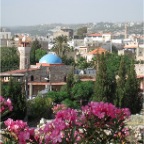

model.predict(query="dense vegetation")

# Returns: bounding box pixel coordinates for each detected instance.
[47,53,142,114]
[30,39,47,64]
[1,78,26,120]
[0,47,19,72]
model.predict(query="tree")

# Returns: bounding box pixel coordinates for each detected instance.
[71,81,94,105]
[124,60,142,114]
[66,70,75,98]
[115,56,127,107]
[1,47,19,72]
[61,55,75,66]
[30,39,41,64]
[52,35,71,58]
[2,78,26,120]
[77,27,87,38]
[76,57,89,71]
[93,54,109,102]
[35,49,47,62]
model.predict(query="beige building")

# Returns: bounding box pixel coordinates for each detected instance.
[53,29,73,39]
[136,44,144,61]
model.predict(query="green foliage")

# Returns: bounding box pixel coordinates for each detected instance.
[46,91,68,103]
[0,47,19,72]
[76,57,89,70]
[35,49,47,62]
[62,55,75,66]
[1,78,26,120]
[105,53,121,79]
[61,98,78,109]
[27,96,53,120]
[112,45,118,53]
[115,56,127,107]
[66,70,75,98]
[30,39,41,64]
[72,81,94,102]
[77,27,87,38]
[52,35,71,58]
[124,60,142,114]
[93,54,110,102]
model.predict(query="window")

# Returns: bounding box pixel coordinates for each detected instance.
[64,76,67,82]
[31,75,34,81]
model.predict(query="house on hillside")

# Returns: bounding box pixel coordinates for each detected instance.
[87,47,107,62]
[53,28,73,39]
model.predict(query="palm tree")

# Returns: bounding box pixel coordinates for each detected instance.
[52,35,71,58]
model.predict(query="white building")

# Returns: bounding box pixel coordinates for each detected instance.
[68,39,84,48]
[84,33,111,46]
[0,32,11,39]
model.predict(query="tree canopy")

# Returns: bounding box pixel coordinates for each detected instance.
[35,49,47,62]
[30,39,42,64]
[52,35,71,58]
[76,27,87,38]
[1,47,19,72]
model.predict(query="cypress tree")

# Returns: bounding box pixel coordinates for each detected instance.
[93,54,109,102]
[124,60,142,114]
[115,56,127,107]
[66,69,75,98]
[30,39,41,64]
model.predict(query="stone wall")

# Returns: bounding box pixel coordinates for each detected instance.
[50,65,73,82]
[26,65,73,83]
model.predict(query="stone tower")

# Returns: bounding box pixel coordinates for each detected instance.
[17,35,31,70]
[124,24,128,39]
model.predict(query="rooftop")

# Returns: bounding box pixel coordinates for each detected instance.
[88,47,107,55]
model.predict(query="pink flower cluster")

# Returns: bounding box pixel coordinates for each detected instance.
[82,101,130,120]
[2,102,131,144]
[0,96,13,114]
[4,118,36,144]
[52,104,67,114]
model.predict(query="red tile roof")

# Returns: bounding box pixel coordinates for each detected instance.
[87,33,102,37]
[88,47,107,55]
[0,68,39,75]
[124,45,138,49]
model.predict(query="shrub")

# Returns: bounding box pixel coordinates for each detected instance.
[62,98,81,109]
[27,96,53,120]
[46,91,68,103]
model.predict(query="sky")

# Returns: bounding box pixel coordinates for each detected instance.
[1,0,144,26]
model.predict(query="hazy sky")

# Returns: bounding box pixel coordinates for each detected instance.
[1,0,144,26]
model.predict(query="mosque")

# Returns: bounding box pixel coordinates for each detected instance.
[1,35,143,98]
[0,35,73,98]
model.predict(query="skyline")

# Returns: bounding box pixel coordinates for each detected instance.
[1,0,144,27]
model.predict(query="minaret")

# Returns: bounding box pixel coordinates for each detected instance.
[124,24,128,39]
[18,35,31,70]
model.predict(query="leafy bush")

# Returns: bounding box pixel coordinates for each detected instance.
[27,96,53,120]
[46,91,68,103]
[61,98,79,109]
[1,79,26,120]
[72,81,94,102]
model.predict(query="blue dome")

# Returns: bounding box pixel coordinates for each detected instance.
[39,52,62,64]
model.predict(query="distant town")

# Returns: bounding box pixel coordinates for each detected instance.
[0,21,144,96]
[0,21,144,143]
